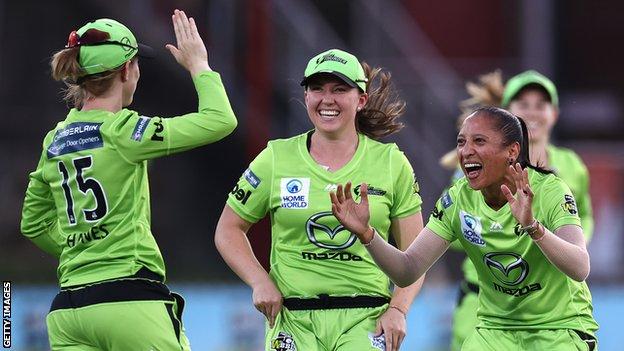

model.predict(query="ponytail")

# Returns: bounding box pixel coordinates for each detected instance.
[356,62,406,139]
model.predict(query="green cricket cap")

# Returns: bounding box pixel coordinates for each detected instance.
[502,70,558,108]
[300,49,368,92]
[68,19,154,75]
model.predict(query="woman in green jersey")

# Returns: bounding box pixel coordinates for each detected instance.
[332,106,598,350]
[216,49,424,351]
[20,10,237,350]
[444,70,595,350]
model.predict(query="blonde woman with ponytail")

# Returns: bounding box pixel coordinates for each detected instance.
[20,10,237,350]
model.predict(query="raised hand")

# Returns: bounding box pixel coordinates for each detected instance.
[252,279,283,329]
[165,9,211,75]
[501,163,534,227]
[330,182,372,243]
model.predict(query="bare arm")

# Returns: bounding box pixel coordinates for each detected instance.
[330,183,451,288]
[367,227,450,288]
[376,214,425,351]
[531,224,589,281]
[215,204,282,327]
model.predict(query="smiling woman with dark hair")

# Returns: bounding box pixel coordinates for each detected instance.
[331,106,598,350]
[216,48,424,351]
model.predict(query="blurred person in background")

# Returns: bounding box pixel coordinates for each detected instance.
[441,70,595,350]
[216,48,424,351]
[332,106,598,350]
[20,10,237,350]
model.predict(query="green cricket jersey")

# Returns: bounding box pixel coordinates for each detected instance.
[21,71,237,288]
[460,145,594,285]
[227,132,422,299]
[427,169,598,332]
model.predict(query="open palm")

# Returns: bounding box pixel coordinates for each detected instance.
[501,163,534,227]
[330,182,371,240]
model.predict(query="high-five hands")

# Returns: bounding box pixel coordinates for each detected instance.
[330,182,374,243]
[500,163,534,227]
[165,9,211,76]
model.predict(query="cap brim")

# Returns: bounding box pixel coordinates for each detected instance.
[300,71,359,89]
[137,43,155,59]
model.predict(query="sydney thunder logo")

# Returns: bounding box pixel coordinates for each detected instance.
[305,211,357,250]
[315,53,347,65]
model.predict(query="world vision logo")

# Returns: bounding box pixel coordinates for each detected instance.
[316,53,347,65]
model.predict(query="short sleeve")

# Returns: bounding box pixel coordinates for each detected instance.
[226,145,273,223]
[541,176,582,231]
[389,149,422,218]
[425,187,458,242]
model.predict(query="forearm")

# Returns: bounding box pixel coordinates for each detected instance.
[192,70,237,138]
[389,275,424,314]
[532,225,590,281]
[214,227,272,289]
[366,228,447,288]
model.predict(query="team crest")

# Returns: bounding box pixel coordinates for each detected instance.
[460,210,485,246]
[271,331,297,351]
[368,332,386,351]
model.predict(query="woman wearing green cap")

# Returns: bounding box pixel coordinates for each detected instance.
[20,10,237,350]
[215,49,424,351]
[443,70,595,350]
[331,105,598,351]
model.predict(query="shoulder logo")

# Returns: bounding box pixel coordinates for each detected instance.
[243,168,261,188]
[441,191,453,209]
[131,116,150,141]
[280,178,310,209]
[460,210,485,247]
[561,194,578,215]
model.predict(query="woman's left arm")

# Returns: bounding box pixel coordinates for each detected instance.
[376,213,425,351]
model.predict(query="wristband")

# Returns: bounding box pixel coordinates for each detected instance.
[362,227,376,246]
[389,304,407,317]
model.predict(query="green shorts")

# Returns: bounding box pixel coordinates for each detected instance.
[46,278,190,351]
[451,281,479,351]
[266,296,389,351]
[462,328,597,351]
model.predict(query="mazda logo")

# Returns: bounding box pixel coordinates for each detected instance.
[305,211,357,250]
[483,252,529,286]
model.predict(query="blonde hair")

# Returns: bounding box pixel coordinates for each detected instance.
[356,62,406,140]
[439,69,505,170]
[50,47,124,108]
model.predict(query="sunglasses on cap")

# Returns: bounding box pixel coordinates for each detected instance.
[66,28,137,51]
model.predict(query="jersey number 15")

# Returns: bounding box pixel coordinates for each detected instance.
[58,155,108,225]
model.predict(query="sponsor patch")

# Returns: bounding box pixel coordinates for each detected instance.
[561,194,578,215]
[489,222,503,232]
[441,191,453,209]
[131,116,150,141]
[460,210,485,246]
[368,332,386,351]
[412,172,420,194]
[354,184,386,197]
[431,206,444,220]
[243,168,261,188]
[271,331,297,351]
[280,178,310,209]
[47,122,103,159]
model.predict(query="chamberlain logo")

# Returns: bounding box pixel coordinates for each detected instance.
[484,252,542,297]
[305,211,357,250]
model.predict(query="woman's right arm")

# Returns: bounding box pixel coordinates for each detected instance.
[113,10,237,162]
[331,182,451,288]
[215,204,282,328]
